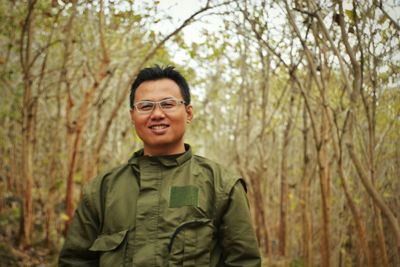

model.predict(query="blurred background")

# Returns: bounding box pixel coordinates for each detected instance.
[0,0,399,266]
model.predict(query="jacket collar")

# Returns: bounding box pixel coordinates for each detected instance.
[128,144,192,168]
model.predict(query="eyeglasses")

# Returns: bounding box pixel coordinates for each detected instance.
[132,98,186,114]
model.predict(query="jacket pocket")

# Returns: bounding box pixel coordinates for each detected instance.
[89,229,128,267]
[167,218,214,267]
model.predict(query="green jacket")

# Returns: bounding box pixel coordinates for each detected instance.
[59,146,261,266]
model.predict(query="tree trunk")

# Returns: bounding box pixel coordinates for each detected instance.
[347,144,400,259]
[317,138,331,267]
[337,165,372,267]
[301,101,313,267]
[338,1,400,253]
[64,0,110,232]
[247,170,269,256]
[278,93,294,256]
[64,79,107,230]
[19,0,38,247]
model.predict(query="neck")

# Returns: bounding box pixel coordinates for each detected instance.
[143,143,186,156]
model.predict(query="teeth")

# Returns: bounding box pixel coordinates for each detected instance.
[150,125,167,129]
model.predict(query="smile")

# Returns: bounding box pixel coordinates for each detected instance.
[149,124,169,130]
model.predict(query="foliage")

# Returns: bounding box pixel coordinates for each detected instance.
[0,0,399,266]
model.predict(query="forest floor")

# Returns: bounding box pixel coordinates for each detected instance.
[0,239,59,267]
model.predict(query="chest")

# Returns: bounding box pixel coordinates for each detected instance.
[95,164,218,266]
[102,163,216,235]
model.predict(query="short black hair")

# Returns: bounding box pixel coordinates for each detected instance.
[129,65,191,108]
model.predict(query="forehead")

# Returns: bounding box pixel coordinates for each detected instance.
[135,78,182,101]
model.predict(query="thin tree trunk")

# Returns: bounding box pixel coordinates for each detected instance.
[373,206,389,267]
[301,100,313,267]
[64,66,109,229]
[278,93,294,256]
[334,0,400,258]
[327,105,372,266]
[317,127,331,267]
[347,144,400,258]
[64,0,110,232]
[337,164,372,267]
[247,170,269,256]
[45,153,58,246]
[364,13,391,264]
[19,0,38,247]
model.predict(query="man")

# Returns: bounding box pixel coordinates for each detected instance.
[59,65,261,266]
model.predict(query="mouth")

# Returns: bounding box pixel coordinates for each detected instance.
[149,124,169,130]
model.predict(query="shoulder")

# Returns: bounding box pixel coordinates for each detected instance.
[80,163,133,214]
[191,155,242,193]
[192,155,235,175]
[83,163,132,197]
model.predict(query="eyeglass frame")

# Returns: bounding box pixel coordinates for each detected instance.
[131,98,187,114]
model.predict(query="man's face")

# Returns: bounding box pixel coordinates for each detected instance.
[130,78,193,156]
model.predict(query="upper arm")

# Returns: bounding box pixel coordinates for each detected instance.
[220,181,261,267]
[58,187,101,266]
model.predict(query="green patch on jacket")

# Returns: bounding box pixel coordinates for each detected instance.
[169,186,199,208]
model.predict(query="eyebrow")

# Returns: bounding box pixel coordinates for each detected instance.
[136,97,175,102]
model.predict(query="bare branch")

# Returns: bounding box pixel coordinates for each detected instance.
[373,0,400,31]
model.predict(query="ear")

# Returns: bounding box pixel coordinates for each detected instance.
[186,104,193,122]
[129,108,135,124]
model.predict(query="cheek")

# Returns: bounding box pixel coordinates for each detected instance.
[172,116,187,128]
[177,123,188,134]
[133,117,147,130]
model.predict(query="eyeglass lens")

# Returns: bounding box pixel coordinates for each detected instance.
[135,99,184,113]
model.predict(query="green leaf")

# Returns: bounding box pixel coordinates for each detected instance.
[132,14,142,22]
[345,9,355,24]
[74,172,82,183]
[378,15,387,25]
[149,30,155,40]
[60,213,70,221]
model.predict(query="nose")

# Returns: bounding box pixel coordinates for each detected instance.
[149,103,165,119]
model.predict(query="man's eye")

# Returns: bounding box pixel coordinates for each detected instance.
[161,100,176,109]
[137,102,154,111]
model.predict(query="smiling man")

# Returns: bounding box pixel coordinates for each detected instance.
[130,77,192,156]
[59,65,261,266]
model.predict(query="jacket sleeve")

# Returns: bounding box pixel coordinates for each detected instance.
[59,183,101,266]
[220,180,262,267]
